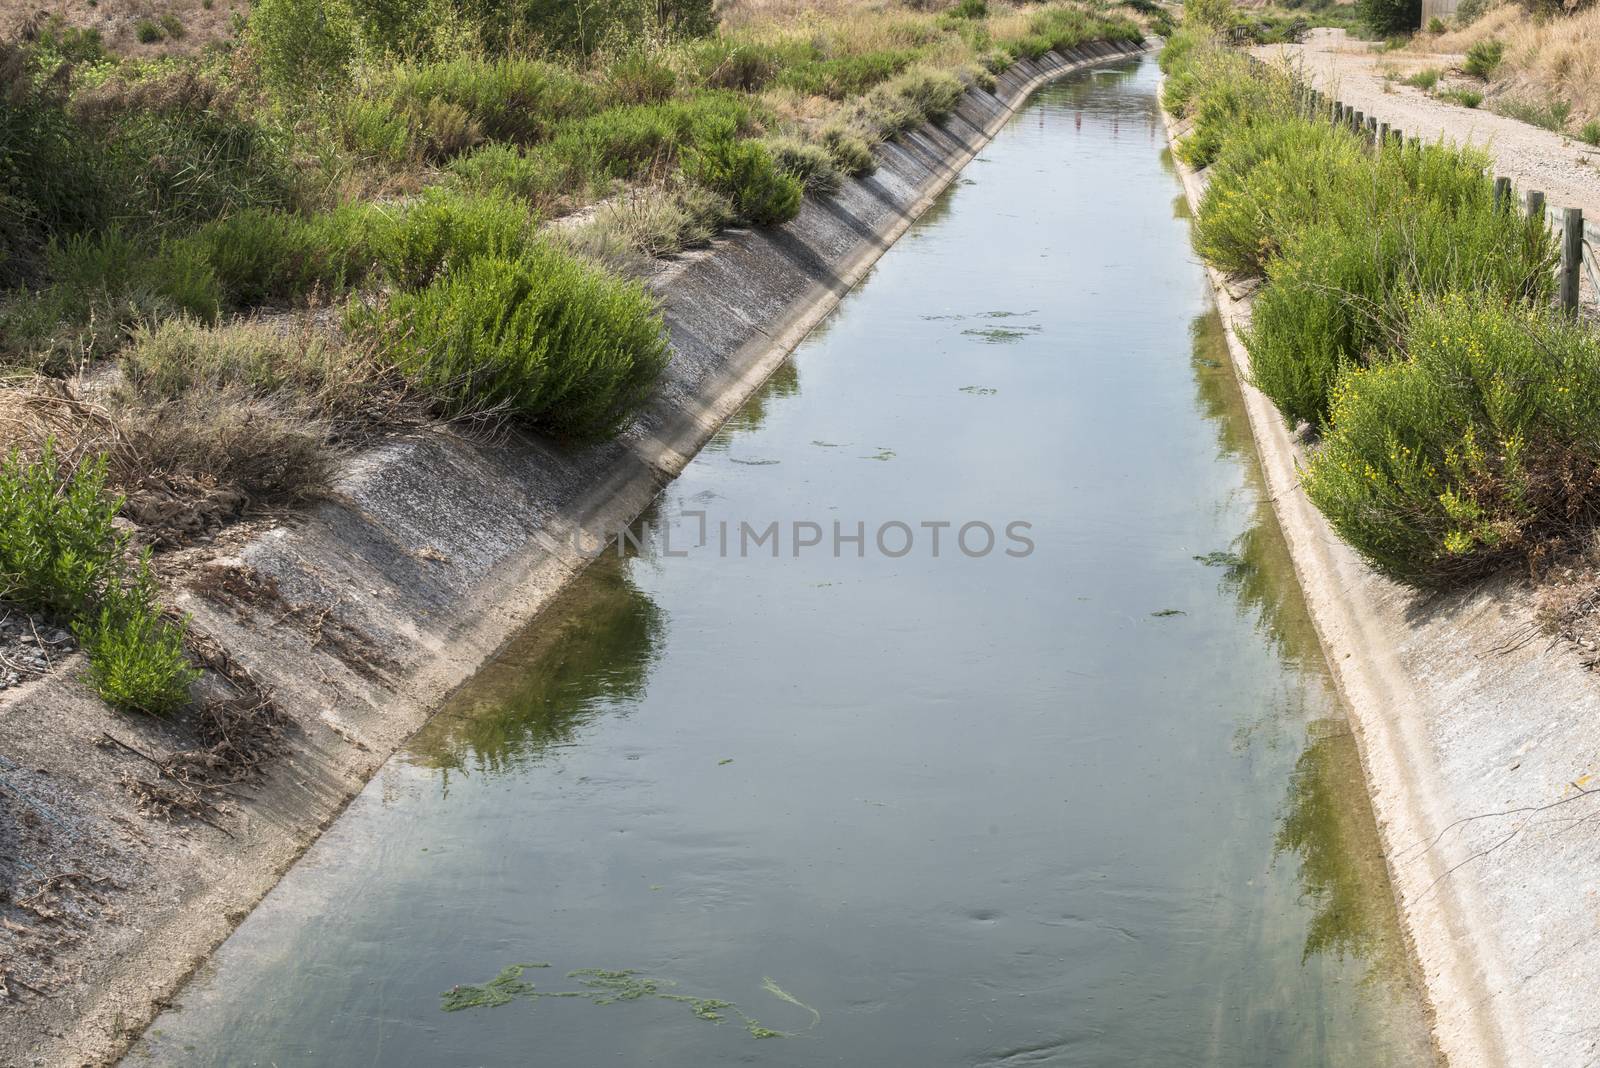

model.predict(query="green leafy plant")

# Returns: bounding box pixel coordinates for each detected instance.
[1440,87,1483,108]
[1305,296,1600,586]
[351,246,670,438]
[76,557,199,715]
[1465,38,1504,79]
[1402,67,1440,90]
[1583,120,1600,146]
[681,129,803,226]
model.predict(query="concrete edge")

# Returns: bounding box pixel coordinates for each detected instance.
[1159,97,1520,1067]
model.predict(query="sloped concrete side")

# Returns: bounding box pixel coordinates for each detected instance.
[1163,108,1600,1068]
[0,40,1147,1068]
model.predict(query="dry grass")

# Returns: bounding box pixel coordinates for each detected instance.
[1416,2,1600,124]
[0,0,244,56]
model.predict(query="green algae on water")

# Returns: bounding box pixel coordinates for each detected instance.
[440,962,550,1011]
[1151,608,1186,618]
[440,963,820,1040]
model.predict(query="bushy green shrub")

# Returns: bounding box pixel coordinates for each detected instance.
[77,558,198,716]
[605,51,678,104]
[1244,202,1554,428]
[355,56,597,162]
[1441,87,1483,108]
[1193,118,1368,275]
[1403,67,1440,90]
[777,50,919,99]
[1465,38,1504,79]
[563,183,732,263]
[1177,53,1294,167]
[248,0,361,88]
[690,40,784,92]
[1583,121,1600,146]
[0,445,124,620]
[681,129,802,226]
[352,247,669,437]
[369,187,533,288]
[1305,296,1600,586]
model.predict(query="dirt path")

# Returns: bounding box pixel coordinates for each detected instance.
[1260,28,1600,217]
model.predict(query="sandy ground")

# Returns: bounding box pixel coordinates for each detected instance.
[1261,28,1600,218]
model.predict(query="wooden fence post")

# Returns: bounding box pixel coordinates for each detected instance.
[1524,189,1545,222]
[1561,207,1583,318]
[1493,176,1511,210]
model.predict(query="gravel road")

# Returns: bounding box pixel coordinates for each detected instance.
[1260,29,1600,215]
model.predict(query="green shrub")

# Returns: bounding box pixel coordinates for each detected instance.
[1427,15,1446,32]
[352,247,670,437]
[1177,55,1294,167]
[763,136,844,195]
[77,558,198,715]
[1465,38,1504,79]
[1403,67,1440,90]
[1356,0,1419,37]
[1441,87,1483,108]
[681,129,802,226]
[1244,202,1555,428]
[1494,94,1572,132]
[1583,120,1600,146]
[0,445,124,620]
[448,142,561,201]
[248,0,361,88]
[135,18,163,42]
[369,188,533,288]
[951,0,988,18]
[605,51,678,105]
[1456,0,1488,23]
[364,56,597,159]
[1193,117,1367,275]
[777,50,919,99]
[1305,296,1600,586]
[691,40,782,92]
[1184,0,1237,33]
[159,13,186,38]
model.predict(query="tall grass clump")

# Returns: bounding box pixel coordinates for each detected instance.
[1244,201,1554,428]
[1305,296,1600,586]
[352,246,669,438]
[0,443,197,713]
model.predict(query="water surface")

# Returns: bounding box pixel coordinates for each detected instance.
[137,56,1435,1067]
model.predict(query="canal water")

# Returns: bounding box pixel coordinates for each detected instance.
[135,54,1436,1066]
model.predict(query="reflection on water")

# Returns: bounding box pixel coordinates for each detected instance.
[408,544,663,781]
[134,55,1435,1068]
[1188,312,1420,998]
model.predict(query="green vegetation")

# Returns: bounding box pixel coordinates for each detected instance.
[0,444,196,713]
[1465,38,1505,79]
[1440,87,1483,108]
[1169,27,1584,587]
[1306,296,1600,586]
[352,247,669,438]
[1492,94,1572,133]
[1402,67,1440,90]
[1583,120,1600,145]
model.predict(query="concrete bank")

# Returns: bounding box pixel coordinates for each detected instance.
[0,40,1146,1068]
[1162,102,1600,1067]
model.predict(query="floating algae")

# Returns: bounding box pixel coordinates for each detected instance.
[861,448,896,461]
[962,325,1040,344]
[440,963,820,1041]
[1151,608,1187,618]
[1193,550,1243,568]
[959,386,998,396]
[440,963,550,1011]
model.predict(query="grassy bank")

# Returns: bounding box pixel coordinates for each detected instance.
[1165,19,1600,589]
[0,1,1144,715]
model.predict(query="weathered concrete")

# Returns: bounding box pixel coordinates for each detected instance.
[1163,103,1600,1068]
[0,40,1148,1068]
